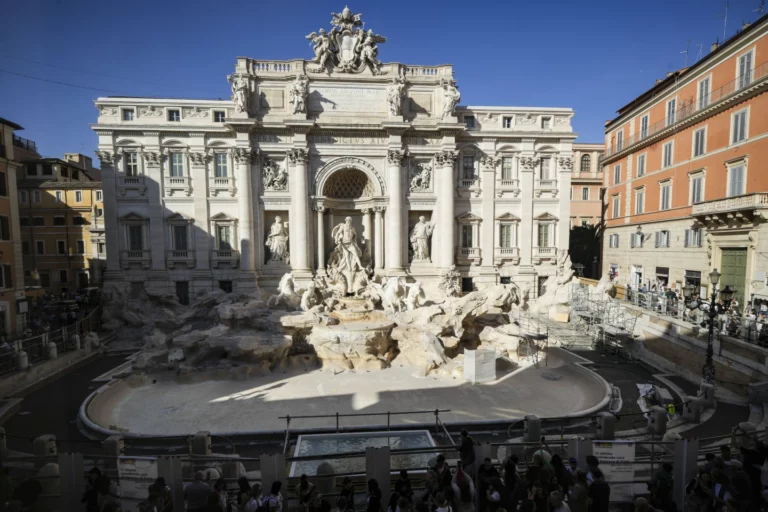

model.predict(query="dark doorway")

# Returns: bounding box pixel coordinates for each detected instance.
[175,281,189,305]
[461,277,473,293]
[219,280,233,293]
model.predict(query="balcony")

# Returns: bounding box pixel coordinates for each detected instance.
[209,176,235,197]
[534,179,558,197]
[494,247,520,265]
[692,193,768,226]
[118,175,147,196]
[89,217,105,232]
[211,249,239,268]
[12,135,37,153]
[164,176,192,197]
[605,61,768,159]
[533,246,556,265]
[455,247,481,266]
[496,178,520,197]
[121,249,151,269]
[166,249,196,269]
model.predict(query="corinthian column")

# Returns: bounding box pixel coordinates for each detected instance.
[315,206,326,274]
[386,149,405,273]
[436,151,457,269]
[374,206,385,271]
[232,147,256,272]
[288,148,310,272]
[362,208,372,259]
[95,150,121,274]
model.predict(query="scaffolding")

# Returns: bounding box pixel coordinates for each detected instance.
[568,283,639,355]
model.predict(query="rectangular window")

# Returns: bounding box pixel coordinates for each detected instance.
[219,280,233,293]
[18,190,27,203]
[59,269,68,284]
[464,115,475,128]
[500,224,513,248]
[691,174,704,204]
[32,217,44,226]
[612,196,620,218]
[609,234,619,248]
[0,173,6,197]
[502,117,512,128]
[635,189,645,214]
[215,153,228,178]
[53,216,65,226]
[22,241,29,255]
[95,207,104,218]
[631,232,643,248]
[98,243,105,254]
[685,228,703,247]
[168,109,181,122]
[693,128,706,157]
[501,157,514,180]
[60,168,69,178]
[660,181,671,210]
[128,225,144,251]
[173,225,188,250]
[640,115,649,138]
[655,230,670,248]
[541,117,552,130]
[462,155,475,179]
[33,190,41,203]
[125,152,139,176]
[39,272,50,287]
[217,226,232,250]
[662,142,673,168]
[0,216,9,240]
[666,98,677,126]
[42,164,53,176]
[613,164,621,184]
[0,265,12,290]
[72,170,79,181]
[57,240,66,255]
[20,218,30,227]
[75,190,82,203]
[581,187,589,201]
[214,111,226,123]
[122,108,135,121]
[73,216,86,225]
[76,240,85,254]
[26,164,37,176]
[728,165,746,197]
[36,240,44,254]
[738,51,753,89]
[170,153,184,177]
[461,225,474,248]
[55,191,62,203]
[540,157,552,180]
[616,131,623,151]
[698,77,710,109]
[637,154,646,177]
[732,110,748,143]
[537,224,551,248]
[96,190,103,201]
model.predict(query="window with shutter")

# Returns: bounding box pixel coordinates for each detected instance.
[3,265,11,290]
[173,225,188,250]
[637,154,646,176]
[729,165,745,197]
[698,78,710,109]
[739,52,753,88]
[667,99,676,125]
[128,225,144,251]
[0,216,8,241]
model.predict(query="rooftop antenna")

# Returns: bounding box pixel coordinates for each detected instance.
[695,43,704,62]
[717,0,730,41]
[755,0,766,15]
[680,38,691,67]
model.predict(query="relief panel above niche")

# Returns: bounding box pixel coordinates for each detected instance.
[260,89,285,111]
[408,92,432,117]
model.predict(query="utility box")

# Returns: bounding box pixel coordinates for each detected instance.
[189,431,212,456]
[464,348,497,384]
[523,415,541,442]
[647,406,668,436]
[596,412,616,440]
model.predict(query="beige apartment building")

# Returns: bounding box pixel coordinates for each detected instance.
[570,143,604,227]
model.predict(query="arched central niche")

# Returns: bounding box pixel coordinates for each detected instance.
[323,168,374,199]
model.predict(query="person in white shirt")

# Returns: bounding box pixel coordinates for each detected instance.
[245,484,263,512]
[549,491,570,512]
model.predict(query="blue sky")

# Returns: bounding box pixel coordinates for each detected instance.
[1,0,764,159]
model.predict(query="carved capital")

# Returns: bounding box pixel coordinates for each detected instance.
[288,148,308,165]
[373,206,387,214]
[558,157,573,170]
[95,150,118,165]
[387,149,406,166]
[519,156,539,171]
[188,152,209,166]
[314,205,326,213]
[480,154,501,170]
[361,208,372,215]
[435,151,457,167]
[142,151,162,167]
[230,147,256,165]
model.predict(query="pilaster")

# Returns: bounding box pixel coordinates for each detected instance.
[95,150,122,275]
[557,156,573,252]
[479,154,500,283]
[435,150,457,269]
[288,148,311,280]
[386,149,406,274]
[142,147,166,272]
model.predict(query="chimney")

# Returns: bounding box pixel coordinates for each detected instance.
[655,78,663,85]
[711,41,719,52]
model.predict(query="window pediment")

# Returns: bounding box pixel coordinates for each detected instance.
[495,212,521,222]
[456,212,482,223]
[210,212,237,223]
[119,211,148,221]
[166,212,194,224]
[534,212,558,221]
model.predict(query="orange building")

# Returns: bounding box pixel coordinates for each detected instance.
[0,118,31,336]
[570,143,604,227]
[602,15,768,308]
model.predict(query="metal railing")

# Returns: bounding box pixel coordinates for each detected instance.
[691,192,768,215]
[12,134,37,152]
[606,61,768,158]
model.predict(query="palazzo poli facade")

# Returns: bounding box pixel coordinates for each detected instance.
[92,8,576,300]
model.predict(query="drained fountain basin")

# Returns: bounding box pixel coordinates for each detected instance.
[290,430,436,477]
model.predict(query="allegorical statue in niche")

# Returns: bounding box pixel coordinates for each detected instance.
[386,76,406,117]
[263,160,288,191]
[330,217,364,273]
[266,216,289,264]
[289,75,310,115]
[409,163,431,192]
[441,80,461,120]
[229,75,249,114]
[410,216,435,262]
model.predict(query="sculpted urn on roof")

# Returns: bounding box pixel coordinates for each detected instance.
[305,6,388,75]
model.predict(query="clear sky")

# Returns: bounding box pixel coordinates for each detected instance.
[1,0,764,159]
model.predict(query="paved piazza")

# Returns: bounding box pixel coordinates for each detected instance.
[86,350,609,435]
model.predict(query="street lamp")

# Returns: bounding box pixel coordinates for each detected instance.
[703,268,721,384]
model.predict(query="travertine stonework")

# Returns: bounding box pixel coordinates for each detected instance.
[93,7,576,298]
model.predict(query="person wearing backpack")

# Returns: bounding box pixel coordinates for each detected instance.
[244,484,263,512]
[267,481,284,512]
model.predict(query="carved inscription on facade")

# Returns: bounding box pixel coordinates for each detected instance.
[310,135,387,145]
[309,86,387,113]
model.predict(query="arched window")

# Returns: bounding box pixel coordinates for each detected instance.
[580,154,591,173]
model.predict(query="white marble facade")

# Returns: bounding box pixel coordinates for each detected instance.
[92,8,575,298]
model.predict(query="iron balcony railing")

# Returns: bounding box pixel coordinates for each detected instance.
[605,61,768,158]
[12,134,37,152]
